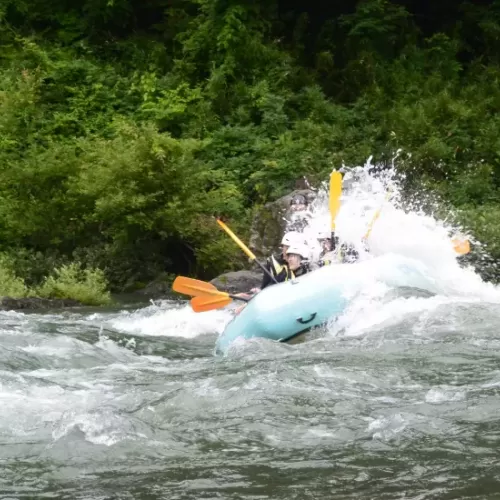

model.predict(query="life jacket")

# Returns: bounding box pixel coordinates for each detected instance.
[318,258,332,267]
[269,254,295,282]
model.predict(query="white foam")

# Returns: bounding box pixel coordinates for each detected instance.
[367,413,407,440]
[108,300,233,339]
[425,388,466,404]
[331,162,500,303]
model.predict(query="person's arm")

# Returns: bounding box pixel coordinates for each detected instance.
[233,292,255,300]
[260,258,272,289]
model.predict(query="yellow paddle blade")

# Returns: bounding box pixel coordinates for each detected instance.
[190,295,233,312]
[172,276,228,298]
[216,219,257,261]
[452,238,471,255]
[329,171,343,231]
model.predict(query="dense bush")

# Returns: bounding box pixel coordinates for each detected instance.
[36,263,111,305]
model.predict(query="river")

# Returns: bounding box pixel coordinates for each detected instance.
[2,164,500,498]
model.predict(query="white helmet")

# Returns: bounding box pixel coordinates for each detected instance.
[317,230,330,240]
[281,231,302,246]
[286,243,309,259]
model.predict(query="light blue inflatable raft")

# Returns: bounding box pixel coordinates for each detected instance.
[214,254,440,355]
[215,268,349,354]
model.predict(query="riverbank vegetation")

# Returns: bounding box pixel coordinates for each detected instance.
[1,0,500,296]
[0,256,111,305]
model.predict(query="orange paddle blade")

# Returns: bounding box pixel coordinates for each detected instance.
[190,295,233,312]
[452,238,470,255]
[172,276,226,298]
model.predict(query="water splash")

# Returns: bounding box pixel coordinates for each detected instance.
[107,299,233,339]
[296,158,500,301]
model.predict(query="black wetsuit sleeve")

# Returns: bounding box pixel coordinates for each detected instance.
[260,259,272,289]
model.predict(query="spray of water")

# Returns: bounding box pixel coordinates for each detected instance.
[303,158,500,338]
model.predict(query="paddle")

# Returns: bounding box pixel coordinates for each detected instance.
[172,276,249,301]
[329,171,343,250]
[216,219,278,284]
[190,295,233,312]
[364,191,392,242]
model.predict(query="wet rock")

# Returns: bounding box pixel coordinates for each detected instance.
[248,189,316,259]
[210,270,262,293]
[135,274,173,297]
[0,296,82,311]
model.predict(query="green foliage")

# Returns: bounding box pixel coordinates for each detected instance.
[35,263,111,305]
[0,251,112,304]
[0,254,28,298]
[1,0,500,287]
[2,248,66,287]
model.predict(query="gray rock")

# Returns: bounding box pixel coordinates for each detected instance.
[0,296,81,311]
[136,274,173,297]
[248,189,316,259]
[210,270,262,293]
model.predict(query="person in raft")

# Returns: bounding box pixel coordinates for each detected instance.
[250,231,306,294]
[232,239,310,313]
[261,242,311,287]
[283,244,310,281]
[249,241,311,294]
[314,230,360,268]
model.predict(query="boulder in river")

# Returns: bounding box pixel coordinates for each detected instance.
[135,273,173,298]
[210,270,262,293]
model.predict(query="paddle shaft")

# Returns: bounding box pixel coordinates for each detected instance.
[364,191,391,241]
[216,219,278,284]
[255,259,278,285]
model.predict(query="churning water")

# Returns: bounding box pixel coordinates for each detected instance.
[2,162,500,499]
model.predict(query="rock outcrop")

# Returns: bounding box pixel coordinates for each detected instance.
[135,273,173,297]
[0,297,82,311]
[248,189,316,259]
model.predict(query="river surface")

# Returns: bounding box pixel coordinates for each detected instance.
[2,294,500,499]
